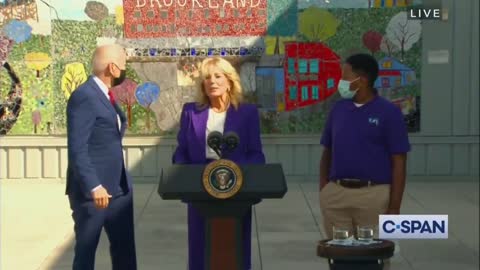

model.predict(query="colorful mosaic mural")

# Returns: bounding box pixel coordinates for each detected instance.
[0,0,422,135]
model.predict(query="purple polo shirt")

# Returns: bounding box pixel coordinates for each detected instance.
[320,95,410,184]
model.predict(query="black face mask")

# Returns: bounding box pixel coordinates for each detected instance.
[112,69,126,87]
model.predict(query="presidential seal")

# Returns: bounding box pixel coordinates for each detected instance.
[202,159,243,199]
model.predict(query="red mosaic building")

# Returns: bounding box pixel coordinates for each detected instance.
[283,42,341,111]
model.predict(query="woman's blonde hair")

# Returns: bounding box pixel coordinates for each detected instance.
[196,57,243,110]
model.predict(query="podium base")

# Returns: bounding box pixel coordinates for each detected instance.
[207,217,243,270]
[193,201,256,270]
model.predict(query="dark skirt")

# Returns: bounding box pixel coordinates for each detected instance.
[187,203,252,270]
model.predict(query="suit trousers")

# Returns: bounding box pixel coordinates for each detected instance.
[69,191,137,270]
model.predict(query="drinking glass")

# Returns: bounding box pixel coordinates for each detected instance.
[357,226,374,242]
[332,226,350,241]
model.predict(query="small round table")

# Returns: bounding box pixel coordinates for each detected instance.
[317,239,395,270]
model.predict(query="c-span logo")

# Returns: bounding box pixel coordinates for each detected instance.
[379,215,448,239]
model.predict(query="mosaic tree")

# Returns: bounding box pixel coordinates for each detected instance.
[24,52,52,78]
[135,82,160,131]
[111,78,137,128]
[2,19,32,44]
[386,11,421,62]
[61,62,87,99]
[267,0,297,55]
[298,7,339,42]
[84,1,109,22]
[362,30,383,56]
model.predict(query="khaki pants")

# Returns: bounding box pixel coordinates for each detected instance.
[319,181,390,239]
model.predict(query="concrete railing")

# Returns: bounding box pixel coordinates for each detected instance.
[0,135,478,182]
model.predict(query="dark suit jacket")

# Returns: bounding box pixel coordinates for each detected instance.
[66,77,131,200]
[172,102,265,165]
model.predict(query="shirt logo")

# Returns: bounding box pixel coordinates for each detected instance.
[368,117,379,126]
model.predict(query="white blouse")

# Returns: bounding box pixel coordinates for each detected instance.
[205,108,227,159]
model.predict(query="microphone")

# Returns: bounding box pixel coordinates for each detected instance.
[224,131,240,151]
[207,131,223,158]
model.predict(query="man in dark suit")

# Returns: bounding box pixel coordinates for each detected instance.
[66,44,137,270]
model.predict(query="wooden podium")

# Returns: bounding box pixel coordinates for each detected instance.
[158,162,287,270]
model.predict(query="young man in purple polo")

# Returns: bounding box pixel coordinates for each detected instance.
[319,53,410,239]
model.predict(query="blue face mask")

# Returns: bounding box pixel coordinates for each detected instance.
[337,77,360,99]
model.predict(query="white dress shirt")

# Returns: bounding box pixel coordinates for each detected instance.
[206,108,226,160]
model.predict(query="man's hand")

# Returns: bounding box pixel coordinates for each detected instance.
[91,186,112,209]
[385,208,400,215]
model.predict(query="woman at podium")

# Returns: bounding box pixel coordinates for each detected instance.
[172,57,266,270]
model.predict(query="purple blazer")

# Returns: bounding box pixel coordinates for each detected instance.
[172,102,265,165]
